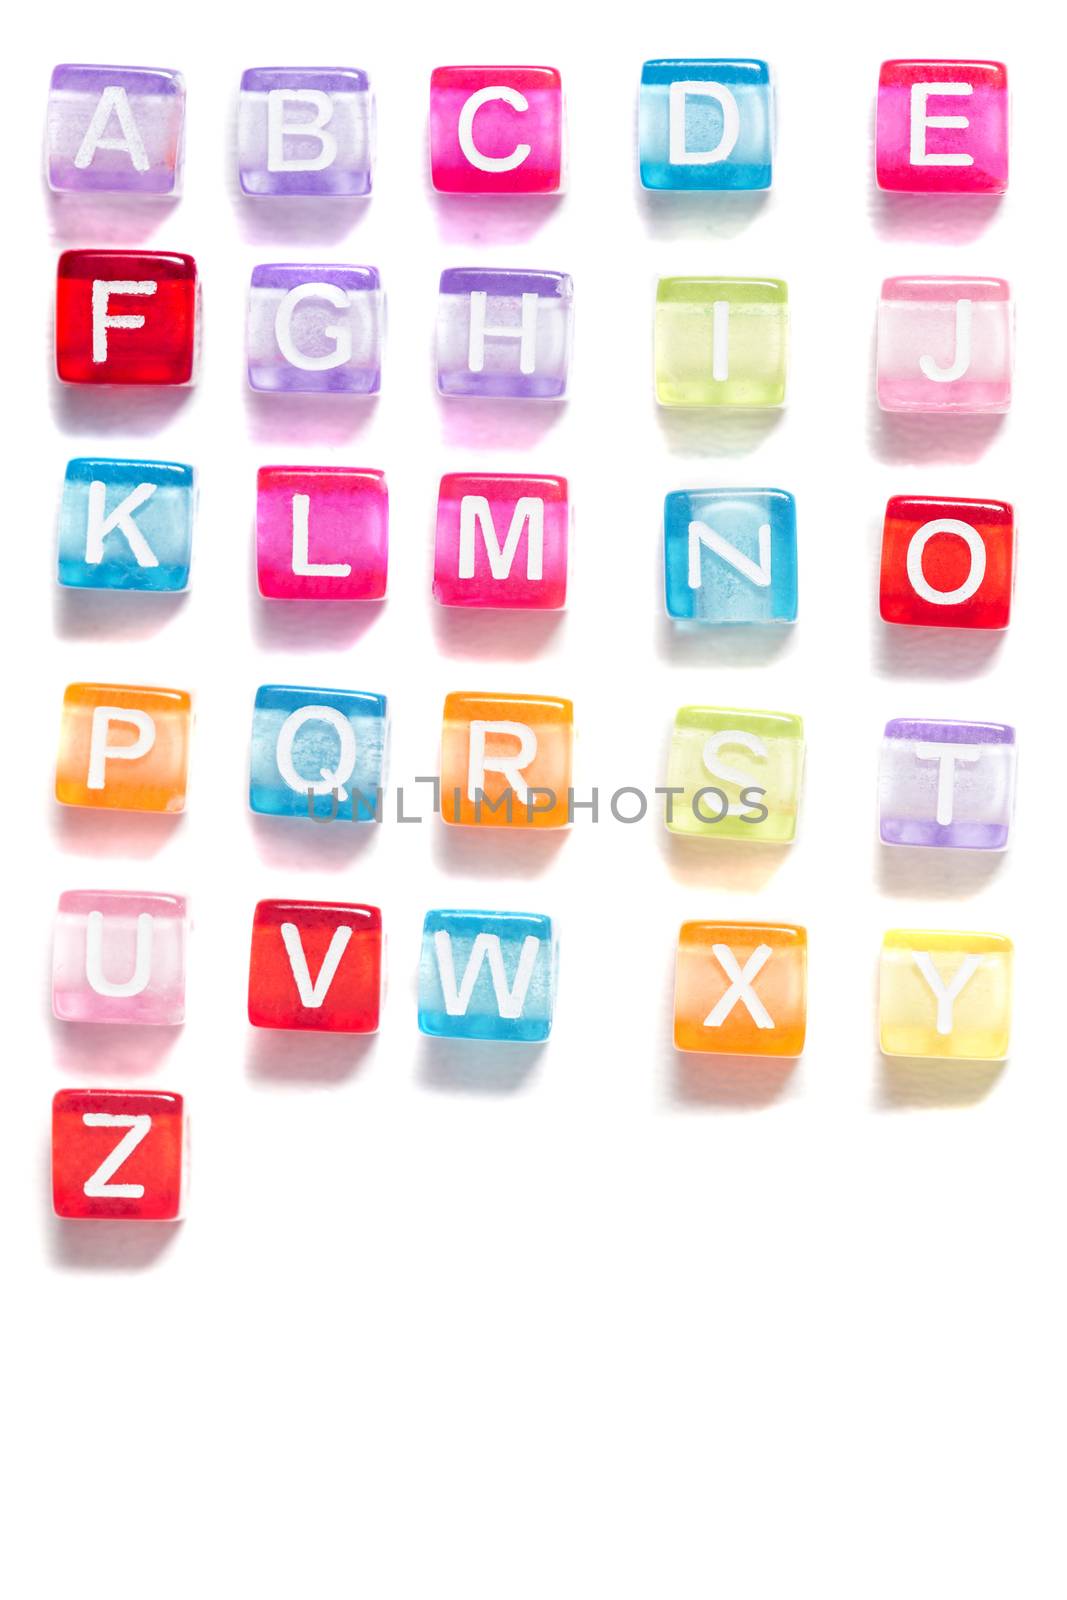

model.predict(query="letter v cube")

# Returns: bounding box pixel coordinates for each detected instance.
[248,900,382,1031]
[418,910,557,1040]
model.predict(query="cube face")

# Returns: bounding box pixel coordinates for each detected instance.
[249,685,387,822]
[418,910,557,1041]
[434,473,568,609]
[238,67,373,196]
[876,60,1008,194]
[430,65,563,194]
[441,692,573,828]
[639,58,773,191]
[674,922,806,1056]
[56,683,191,814]
[58,458,195,592]
[52,1089,185,1220]
[879,719,1016,851]
[880,495,1014,629]
[879,930,1012,1061]
[664,488,797,625]
[436,268,572,399]
[666,706,803,842]
[248,900,381,1032]
[877,276,1012,414]
[53,891,187,1025]
[247,264,382,394]
[47,65,185,195]
[56,251,198,386]
[656,277,787,408]
[257,466,387,600]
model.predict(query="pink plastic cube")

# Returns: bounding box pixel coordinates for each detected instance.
[434,473,568,609]
[53,891,187,1025]
[876,60,1008,194]
[257,466,388,600]
[876,276,1012,414]
[430,66,563,194]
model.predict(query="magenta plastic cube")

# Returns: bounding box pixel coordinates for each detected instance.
[257,466,387,600]
[53,890,187,1025]
[876,60,1008,194]
[430,65,563,193]
[434,473,568,609]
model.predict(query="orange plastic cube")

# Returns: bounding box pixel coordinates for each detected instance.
[56,682,192,813]
[674,921,807,1056]
[440,692,573,828]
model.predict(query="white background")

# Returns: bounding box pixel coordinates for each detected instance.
[6,2,1063,1595]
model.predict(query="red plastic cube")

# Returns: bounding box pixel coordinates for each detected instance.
[248,900,382,1032]
[52,1089,185,1220]
[56,249,199,385]
[880,494,1014,629]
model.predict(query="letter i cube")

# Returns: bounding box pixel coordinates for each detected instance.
[418,910,557,1041]
[55,683,191,813]
[674,922,807,1056]
[52,1089,186,1219]
[876,61,1008,194]
[656,277,788,407]
[879,930,1012,1060]
[257,467,388,600]
[248,900,382,1031]
[434,474,568,609]
[56,250,199,385]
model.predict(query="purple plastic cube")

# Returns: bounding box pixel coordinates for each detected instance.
[247,264,383,394]
[435,268,573,399]
[879,718,1016,851]
[47,64,185,195]
[237,67,374,196]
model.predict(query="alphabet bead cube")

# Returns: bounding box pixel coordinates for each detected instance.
[879,719,1016,851]
[441,692,573,828]
[418,910,557,1041]
[879,930,1012,1061]
[257,466,388,600]
[674,922,807,1056]
[876,276,1012,413]
[56,250,199,386]
[434,473,568,609]
[664,488,797,625]
[56,683,191,813]
[247,264,383,394]
[53,891,187,1025]
[655,277,787,408]
[436,268,572,399]
[238,67,373,196]
[248,900,381,1032]
[880,495,1013,629]
[876,60,1009,194]
[47,65,185,195]
[666,706,803,842]
[52,1089,186,1220]
[639,59,773,191]
[429,65,563,194]
[249,685,387,821]
[58,458,195,592]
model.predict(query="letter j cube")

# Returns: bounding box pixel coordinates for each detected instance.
[674,922,807,1056]
[441,693,573,828]
[656,278,787,407]
[56,683,191,813]
[56,250,199,385]
[52,1089,186,1220]
[879,930,1012,1060]
[419,910,557,1041]
[876,277,1012,413]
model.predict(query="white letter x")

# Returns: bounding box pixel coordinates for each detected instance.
[704,944,775,1030]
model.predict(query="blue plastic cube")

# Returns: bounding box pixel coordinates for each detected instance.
[58,458,195,591]
[664,489,797,626]
[639,59,773,191]
[249,685,387,821]
[418,910,557,1042]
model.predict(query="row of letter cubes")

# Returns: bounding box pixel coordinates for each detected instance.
[52,920,1014,1215]
[54,688,1018,850]
[53,253,1015,410]
[47,60,1010,197]
[59,463,1016,630]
